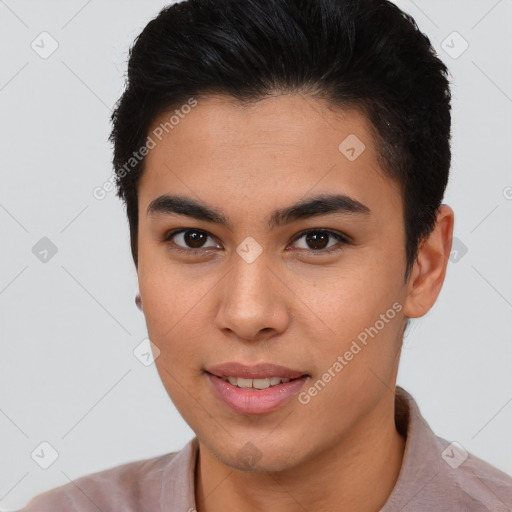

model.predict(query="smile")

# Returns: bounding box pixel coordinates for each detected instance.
[218,376,293,389]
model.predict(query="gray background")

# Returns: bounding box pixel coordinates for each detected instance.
[1,0,511,509]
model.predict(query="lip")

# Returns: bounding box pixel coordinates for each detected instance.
[206,362,307,380]
[205,362,309,415]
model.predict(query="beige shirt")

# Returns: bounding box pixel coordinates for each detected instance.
[16,387,512,511]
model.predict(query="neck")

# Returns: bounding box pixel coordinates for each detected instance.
[195,390,406,512]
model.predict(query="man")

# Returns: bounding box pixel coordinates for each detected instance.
[17,0,512,510]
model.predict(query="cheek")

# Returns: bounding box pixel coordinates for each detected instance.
[300,280,404,427]
[314,259,403,330]
[137,253,209,366]
[306,254,405,376]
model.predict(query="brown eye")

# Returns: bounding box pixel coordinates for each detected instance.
[305,231,329,250]
[182,230,208,248]
[291,229,349,254]
[164,229,221,253]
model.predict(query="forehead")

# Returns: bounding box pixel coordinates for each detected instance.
[137,94,401,218]
[146,93,374,157]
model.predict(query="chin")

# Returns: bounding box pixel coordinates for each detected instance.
[205,435,306,473]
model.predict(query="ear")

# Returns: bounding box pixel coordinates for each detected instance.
[403,205,454,318]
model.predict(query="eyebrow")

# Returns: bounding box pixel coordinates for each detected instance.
[147,193,370,230]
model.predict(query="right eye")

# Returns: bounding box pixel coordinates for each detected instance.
[163,228,222,254]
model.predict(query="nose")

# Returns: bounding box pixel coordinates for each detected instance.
[214,251,289,342]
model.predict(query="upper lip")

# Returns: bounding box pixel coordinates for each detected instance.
[206,362,308,380]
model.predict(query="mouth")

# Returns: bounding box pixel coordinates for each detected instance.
[213,375,301,389]
[205,362,310,414]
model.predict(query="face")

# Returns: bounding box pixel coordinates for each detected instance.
[136,94,410,472]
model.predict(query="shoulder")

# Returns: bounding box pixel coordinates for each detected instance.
[434,435,512,510]
[389,387,512,511]
[15,451,180,512]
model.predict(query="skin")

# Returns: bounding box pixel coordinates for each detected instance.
[136,93,454,512]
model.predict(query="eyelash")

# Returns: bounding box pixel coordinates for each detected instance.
[162,228,351,256]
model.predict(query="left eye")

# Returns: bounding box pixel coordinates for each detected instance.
[291,229,349,253]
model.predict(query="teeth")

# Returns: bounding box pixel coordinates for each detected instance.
[221,376,293,389]
[253,378,270,389]
[237,377,253,388]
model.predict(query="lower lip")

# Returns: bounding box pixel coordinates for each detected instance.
[207,373,309,415]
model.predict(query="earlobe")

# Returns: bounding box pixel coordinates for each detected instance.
[403,205,454,318]
[135,293,143,311]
